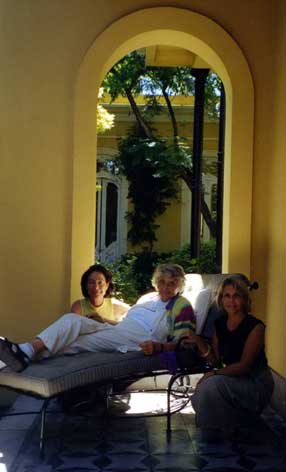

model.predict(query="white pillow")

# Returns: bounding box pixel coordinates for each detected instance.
[187,288,213,335]
[136,291,158,304]
[184,274,204,292]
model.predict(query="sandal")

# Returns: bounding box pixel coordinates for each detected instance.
[0,337,29,372]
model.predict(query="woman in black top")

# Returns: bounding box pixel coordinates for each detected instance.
[190,276,274,433]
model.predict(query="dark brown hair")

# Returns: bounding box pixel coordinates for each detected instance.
[81,264,113,298]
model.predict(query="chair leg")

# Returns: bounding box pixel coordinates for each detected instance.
[166,373,182,439]
[39,399,50,458]
[167,380,172,440]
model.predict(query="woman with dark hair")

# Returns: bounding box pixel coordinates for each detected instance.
[71,264,129,324]
[190,276,274,434]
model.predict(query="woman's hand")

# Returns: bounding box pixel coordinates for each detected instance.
[86,312,104,322]
[139,340,155,355]
[139,340,163,355]
[180,332,197,346]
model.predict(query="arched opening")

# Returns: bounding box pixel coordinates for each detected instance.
[71,7,254,300]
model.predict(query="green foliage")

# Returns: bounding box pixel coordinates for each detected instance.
[196,240,218,273]
[142,66,195,96]
[97,104,115,134]
[109,241,218,304]
[103,51,221,117]
[117,128,180,249]
[97,88,115,134]
[204,74,222,119]
[102,51,146,99]
[107,251,161,304]
[156,240,218,274]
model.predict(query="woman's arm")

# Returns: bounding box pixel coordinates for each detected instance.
[171,299,196,339]
[199,324,265,384]
[70,300,81,315]
[180,330,220,366]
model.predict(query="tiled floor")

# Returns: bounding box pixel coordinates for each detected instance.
[1,388,286,472]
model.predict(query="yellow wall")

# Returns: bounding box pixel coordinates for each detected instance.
[251,0,286,373]
[0,1,285,375]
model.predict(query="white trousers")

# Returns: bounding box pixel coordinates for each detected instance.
[37,313,160,358]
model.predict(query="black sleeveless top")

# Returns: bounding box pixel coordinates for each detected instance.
[214,314,268,370]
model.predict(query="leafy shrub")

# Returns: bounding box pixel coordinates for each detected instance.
[108,241,218,304]
[197,240,218,273]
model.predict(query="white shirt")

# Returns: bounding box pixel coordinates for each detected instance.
[124,294,168,340]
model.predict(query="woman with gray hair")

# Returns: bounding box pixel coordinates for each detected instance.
[0,263,196,371]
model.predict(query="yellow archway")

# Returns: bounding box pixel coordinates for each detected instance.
[71,7,254,300]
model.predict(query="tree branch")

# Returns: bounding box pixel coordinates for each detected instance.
[162,89,178,141]
[125,88,154,140]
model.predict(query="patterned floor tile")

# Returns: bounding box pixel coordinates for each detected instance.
[0,412,38,431]
[105,439,147,454]
[56,452,100,470]
[246,454,286,472]
[2,394,286,472]
[201,469,248,472]
[20,467,54,472]
[151,453,201,471]
[60,442,102,456]
[148,432,194,454]
[55,470,100,472]
[145,412,186,431]
[202,456,247,471]
[0,430,31,470]
[102,428,146,442]
[191,437,234,456]
[102,453,150,471]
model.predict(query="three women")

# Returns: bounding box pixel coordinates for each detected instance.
[0,268,274,434]
[0,263,195,371]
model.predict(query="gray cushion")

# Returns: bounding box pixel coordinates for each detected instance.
[0,351,163,398]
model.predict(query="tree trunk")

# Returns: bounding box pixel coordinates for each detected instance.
[125,88,154,140]
[182,169,217,239]
[162,88,179,141]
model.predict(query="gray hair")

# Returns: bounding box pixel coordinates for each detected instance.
[152,263,186,293]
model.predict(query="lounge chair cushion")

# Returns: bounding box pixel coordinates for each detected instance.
[0,351,163,398]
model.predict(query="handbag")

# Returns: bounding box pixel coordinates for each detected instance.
[175,336,201,371]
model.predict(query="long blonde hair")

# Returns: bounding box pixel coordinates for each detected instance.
[216,276,251,314]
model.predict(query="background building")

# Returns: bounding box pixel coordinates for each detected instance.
[96,93,219,261]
